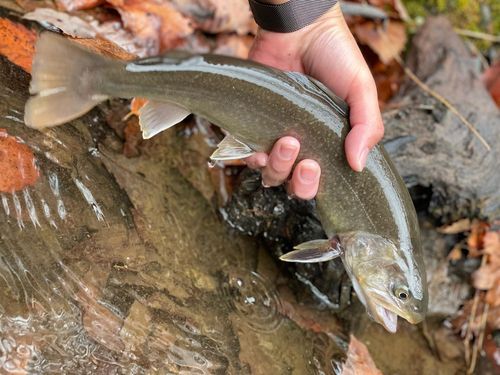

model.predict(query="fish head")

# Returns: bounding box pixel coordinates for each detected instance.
[341,232,428,333]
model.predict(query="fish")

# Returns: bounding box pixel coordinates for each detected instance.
[24,32,428,332]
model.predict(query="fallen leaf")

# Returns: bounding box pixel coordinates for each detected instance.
[55,0,104,11]
[471,263,500,290]
[482,59,500,109]
[108,0,193,56]
[0,17,37,72]
[69,35,136,60]
[353,21,407,64]
[24,8,97,38]
[342,335,383,375]
[438,218,473,234]
[0,129,40,193]
[370,58,404,108]
[127,98,147,119]
[123,117,144,158]
[467,220,490,257]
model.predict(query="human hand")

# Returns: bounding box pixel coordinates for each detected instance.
[245,3,384,200]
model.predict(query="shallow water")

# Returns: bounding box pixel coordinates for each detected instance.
[0,57,354,374]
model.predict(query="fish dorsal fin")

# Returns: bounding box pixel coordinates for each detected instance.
[209,135,255,161]
[280,236,343,263]
[139,100,191,139]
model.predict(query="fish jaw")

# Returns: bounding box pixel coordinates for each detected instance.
[372,303,398,333]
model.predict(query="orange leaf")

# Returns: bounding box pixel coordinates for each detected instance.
[343,335,383,375]
[0,129,40,193]
[0,18,37,73]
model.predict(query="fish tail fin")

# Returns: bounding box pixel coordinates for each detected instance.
[25,33,115,129]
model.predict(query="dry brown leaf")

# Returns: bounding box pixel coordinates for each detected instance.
[353,20,407,64]
[342,335,383,375]
[108,0,193,56]
[0,129,41,193]
[0,17,37,73]
[438,218,473,234]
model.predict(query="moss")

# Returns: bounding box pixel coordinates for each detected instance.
[403,0,499,51]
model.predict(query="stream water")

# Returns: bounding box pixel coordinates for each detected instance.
[0,51,473,374]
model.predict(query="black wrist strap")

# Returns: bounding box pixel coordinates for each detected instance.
[249,0,338,33]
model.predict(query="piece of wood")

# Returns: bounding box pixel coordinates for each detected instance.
[382,17,500,222]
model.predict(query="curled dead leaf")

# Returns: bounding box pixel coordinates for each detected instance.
[0,129,40,193]
[0,17,37,73]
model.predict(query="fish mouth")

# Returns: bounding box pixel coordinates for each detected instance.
[372,303,398,333]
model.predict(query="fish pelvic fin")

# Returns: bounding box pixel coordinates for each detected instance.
[280,236,343,263]
[209,135,255,161]
[139,100,191,139]
[25,32,113,129]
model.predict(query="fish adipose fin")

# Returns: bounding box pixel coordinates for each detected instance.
[25,32,112,129]
[280,236,343,263]
[209,135,255,161]
[139,100,191,139]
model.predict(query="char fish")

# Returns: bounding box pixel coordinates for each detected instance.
[24,33,428,332]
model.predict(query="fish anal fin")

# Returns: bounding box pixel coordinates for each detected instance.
[210,135,255,161]
[139,100,190,139]
[280,236,343,263]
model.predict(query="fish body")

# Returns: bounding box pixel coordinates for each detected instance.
[25,33,428,332]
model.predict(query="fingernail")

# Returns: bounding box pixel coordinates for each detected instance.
[299,165,319,183]
[358,147,370,171]
[279,144,297,160]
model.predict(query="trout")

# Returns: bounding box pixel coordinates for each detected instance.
[25,33,428,332]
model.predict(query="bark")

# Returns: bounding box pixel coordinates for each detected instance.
[382,16,500,222]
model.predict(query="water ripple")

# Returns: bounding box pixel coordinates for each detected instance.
[219,270,283,333]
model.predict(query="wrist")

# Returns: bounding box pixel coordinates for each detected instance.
[255,3,342,43]
[249,0,339,34]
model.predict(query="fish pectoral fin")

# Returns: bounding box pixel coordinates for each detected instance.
[209,135,255,161]
[280,237,343,263]
[139,100,191,139]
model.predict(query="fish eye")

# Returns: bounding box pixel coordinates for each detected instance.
[394,286,410,300]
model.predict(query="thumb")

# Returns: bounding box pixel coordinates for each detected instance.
[343,71,384,172]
